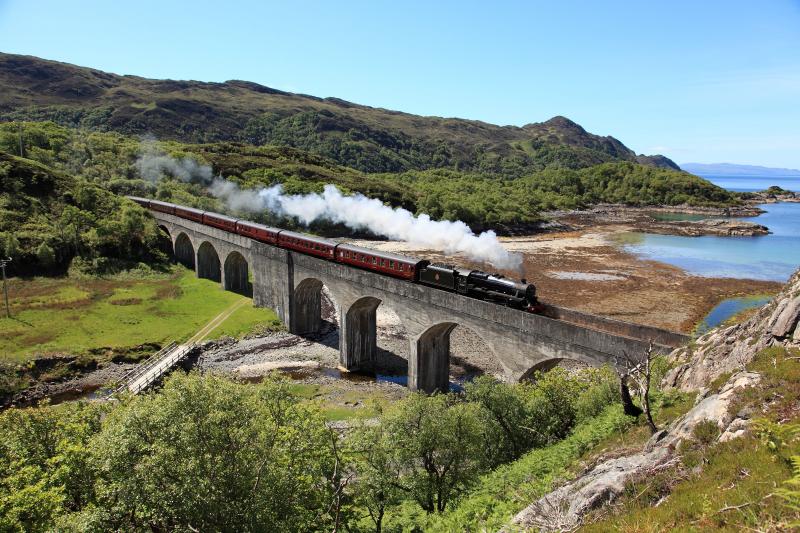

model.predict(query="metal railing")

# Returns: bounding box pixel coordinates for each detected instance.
[109,342,192,397]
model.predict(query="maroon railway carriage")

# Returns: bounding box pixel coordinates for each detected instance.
[203,212,239,232]
[149,200,176,215]
[174,206,205,223]
[335,243,427,281]
[278,230,337,260]
[236,220,281,245]
[128,196,150,208]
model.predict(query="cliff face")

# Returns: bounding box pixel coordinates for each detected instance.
[665,268,800,391]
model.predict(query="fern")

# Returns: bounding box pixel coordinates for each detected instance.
[777,456,800,525]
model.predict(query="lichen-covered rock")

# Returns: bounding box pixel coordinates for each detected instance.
[663,268,800,391]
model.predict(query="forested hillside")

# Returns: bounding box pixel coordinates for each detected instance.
[0,120,736,275]
[0,53,679,175]
[0,53,739,276]
[0,151,165,275]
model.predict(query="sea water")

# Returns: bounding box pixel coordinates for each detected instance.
[622,201,800,282]
[621,175,800,330]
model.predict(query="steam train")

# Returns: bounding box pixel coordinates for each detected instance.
[129,197,540,311]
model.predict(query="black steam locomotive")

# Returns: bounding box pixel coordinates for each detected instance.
[417,263,538,310]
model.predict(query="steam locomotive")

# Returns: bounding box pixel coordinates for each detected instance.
[129,197,540,311]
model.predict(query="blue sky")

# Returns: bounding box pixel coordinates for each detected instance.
[1,0,799,168]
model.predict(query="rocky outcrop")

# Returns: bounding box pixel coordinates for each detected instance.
[650,218,769,237]
[554,204,770,237]
[743,190,800,204]
[508,372,762,531]
[665,268,800,391]
[507,267,800,531]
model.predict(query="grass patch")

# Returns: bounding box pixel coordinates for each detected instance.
[205,303,282,340]
[581,434,799,532]
[0,267,280,363]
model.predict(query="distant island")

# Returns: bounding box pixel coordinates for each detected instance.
[681,162,800,177]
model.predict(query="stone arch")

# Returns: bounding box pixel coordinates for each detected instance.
[519,359,563,381]
[197,241,221,282]
[224,251,251,295]
[519,357,593,382]
[410,322,458,393]
[292,278,324,334]
[156,225,173,255]
[174,232,195,269]
[341,296,382,371]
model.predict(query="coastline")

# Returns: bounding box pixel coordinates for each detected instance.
[346,228,782,333]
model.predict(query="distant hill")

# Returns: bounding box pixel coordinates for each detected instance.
[681,162,800,177]
[0,52,679,175]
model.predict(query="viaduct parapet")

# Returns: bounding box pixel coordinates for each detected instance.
[153,212,690,393]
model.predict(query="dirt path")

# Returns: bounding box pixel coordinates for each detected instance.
[187,299,248,344]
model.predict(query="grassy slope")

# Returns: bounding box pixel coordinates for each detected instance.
[580,346,800,532]
[384,389,695,531]
[0,267,279,363]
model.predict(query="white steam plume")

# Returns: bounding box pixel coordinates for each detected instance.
[136,145,522,270]
[219,183,522,271]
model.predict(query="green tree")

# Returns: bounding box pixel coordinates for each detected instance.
[465,375,532,466]
[0,402,103,532]
[348,421,404,532]
[85,373,338,532]
[34,242,55,267]
[382,394,485,513]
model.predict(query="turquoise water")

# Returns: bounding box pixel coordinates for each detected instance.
[626,175,800,331]
[695,296,772,335]
[623,202,800,282]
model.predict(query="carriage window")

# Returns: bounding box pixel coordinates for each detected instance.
[373,257,377,264]
[389,261,394,268]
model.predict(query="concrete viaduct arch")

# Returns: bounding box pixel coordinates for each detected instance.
[174,232,195,269]
[154,214,254,293]
[149,211,688,393]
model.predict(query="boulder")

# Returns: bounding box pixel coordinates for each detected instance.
[665,268,800,391]
[771,297,800,337]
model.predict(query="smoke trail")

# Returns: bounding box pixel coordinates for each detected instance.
[226,183,522,270]
[136,146,522,270]
[136,139,214,184]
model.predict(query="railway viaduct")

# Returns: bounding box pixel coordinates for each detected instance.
[153,212,690,393]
